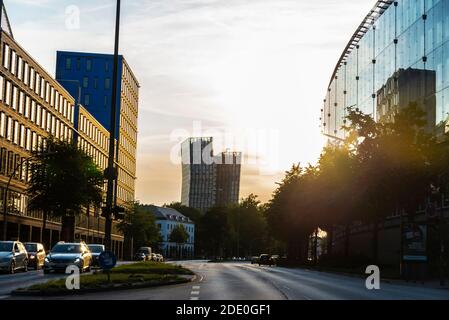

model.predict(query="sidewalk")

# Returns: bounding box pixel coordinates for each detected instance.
[290,265,449,290]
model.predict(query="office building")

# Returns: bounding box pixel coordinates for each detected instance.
[321,0,449,140]
[181,137,217,212]
[320,0,449,266]
[55,51,139,207]
[181,137,241,212]
[150,205,195,258]
[215,151,242,207]
[0,3,126,258]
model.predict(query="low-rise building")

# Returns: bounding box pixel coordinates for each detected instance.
[150,205,195,259]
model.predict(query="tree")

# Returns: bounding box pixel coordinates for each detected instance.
[169,224,189,259]
[265,164,316,262]
[198,207,230,258]
[118,202,161,255]
[27,137,104,242]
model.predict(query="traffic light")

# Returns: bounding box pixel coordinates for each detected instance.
[112,206,126,221]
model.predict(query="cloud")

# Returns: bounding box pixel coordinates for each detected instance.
[6,0,376,205]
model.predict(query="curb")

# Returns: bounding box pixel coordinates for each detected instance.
[286,266,449,290]
[11,276,195,297]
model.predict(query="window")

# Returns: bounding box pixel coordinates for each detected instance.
[11,51,16,75]
[85,95,90,106]
[3,44,10,69]
[20,125,25,148]
[86,59,92,71]
[65,58,72,70]
[24,96,30,118]
[0,76,3,101]
[104,95,108,107]
[5,81,11,105]
[0,113,5,137]
[6,117,12,141]
[83,77,89,88]
[105,78,111,89]
[13,121,19,144]
[26,128,31,150]
[94,78,98,89]
[76,58,81,70]
[105,61,109,72]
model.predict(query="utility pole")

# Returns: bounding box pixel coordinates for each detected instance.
[104,0,121,252]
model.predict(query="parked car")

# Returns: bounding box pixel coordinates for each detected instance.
[87,244,105,267]
[0,241,28,274]
[250,256,259,264]
[134,247,152,261]
[24,242,46,270]
[258,254,275,266]
[44,242,92,274]
[271,255,280,265]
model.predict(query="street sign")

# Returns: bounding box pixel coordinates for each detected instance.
[98,251,117,270]
[402,223,427,262]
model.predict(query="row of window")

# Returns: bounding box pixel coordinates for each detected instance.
[3,43,74,123]
[0,79,72,142]
[117,167,134,190]
[117,185,133,203]
[65,57,95,72]
[78,137,108,171]
[82,76,111,90]
[120,112,137,145]
[79,113,109,152]
[122,63,139,105]
[0,111,70,152]
[118,149,135,177]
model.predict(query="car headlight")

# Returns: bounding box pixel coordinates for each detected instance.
[29,255,36,260]
[45,257,51,263]
[75,258,82,264]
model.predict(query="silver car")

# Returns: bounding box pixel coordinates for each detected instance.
[0,241,28,274]
[44,242,92,274]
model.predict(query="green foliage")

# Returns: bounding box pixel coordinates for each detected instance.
[169,224,189,244]
[194,194,278,258]
[27,137,104,241]
[118,202,161,250]
[265,103,449,264]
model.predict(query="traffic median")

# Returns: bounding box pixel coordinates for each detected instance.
[11,262,195,296]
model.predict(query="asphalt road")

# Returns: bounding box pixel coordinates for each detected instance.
[5,260,448,300]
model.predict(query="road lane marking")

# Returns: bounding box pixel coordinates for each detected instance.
[191,291,200,295]
[193,286,201,290]
[190,297,199,300]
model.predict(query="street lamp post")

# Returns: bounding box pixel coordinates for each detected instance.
[104,0,122,252]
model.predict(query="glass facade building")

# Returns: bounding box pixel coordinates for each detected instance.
[181,138,242,212]
[322,0,449,139]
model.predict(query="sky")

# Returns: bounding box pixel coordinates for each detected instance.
[5,0,375,205]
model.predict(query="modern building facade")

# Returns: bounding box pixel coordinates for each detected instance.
[321,0,449,267]
[55,51,139,207]
[181,137,241,212]
[181,137,217,212]
[150,205,195,258]
[215,151,242,207]
[0,4,126,258]
[322,0,449,140]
